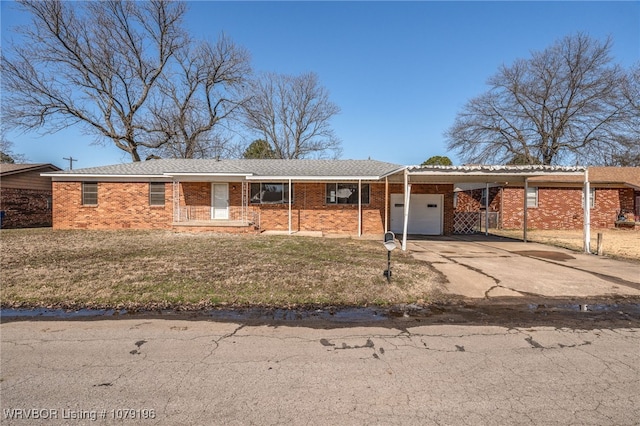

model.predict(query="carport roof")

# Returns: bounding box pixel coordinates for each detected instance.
[405,164,586,183]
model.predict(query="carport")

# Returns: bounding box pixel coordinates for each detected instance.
[398,165,589,252]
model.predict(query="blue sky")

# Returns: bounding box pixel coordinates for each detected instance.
[2,1,639,169]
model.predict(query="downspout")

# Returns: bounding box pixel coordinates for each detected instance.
[523,178,528,243]
[358,179,362,237]
[485,182,490,236]
[584,168,591,253]
[401,169,411,251]
[288,178,292,235]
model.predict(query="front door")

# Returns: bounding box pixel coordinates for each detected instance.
[211,183,229,220]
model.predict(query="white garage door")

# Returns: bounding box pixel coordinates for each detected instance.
[390,193,443,235]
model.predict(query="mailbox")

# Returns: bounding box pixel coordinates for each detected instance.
[383,232,396,282]
[383,231,396,251]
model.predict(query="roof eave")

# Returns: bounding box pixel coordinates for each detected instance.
[245,175,387,181]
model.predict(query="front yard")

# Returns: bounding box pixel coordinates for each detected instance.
[0,229,444,310]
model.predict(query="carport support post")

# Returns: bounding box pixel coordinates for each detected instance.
[584,169,591,253]
[401,169,411,251]
[485,182,490,236]
[523,178,528,243]
[358,179,362,237]
[384,177,389,232]
[288,178,292,235]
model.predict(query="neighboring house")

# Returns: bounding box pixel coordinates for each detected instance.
[44,160,596,237]
[455,167,640,230]
[0,163,62,229]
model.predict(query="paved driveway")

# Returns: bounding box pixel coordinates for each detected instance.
[408,235,640,300]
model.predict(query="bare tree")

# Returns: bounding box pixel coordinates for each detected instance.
[241,72,342,159]
[0,129,28,164]
[606,63,640,166]
[144,35,252,159]
[1,0,188,162]
[446,33,628,166]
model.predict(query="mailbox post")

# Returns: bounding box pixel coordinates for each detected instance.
[383,231,396,282]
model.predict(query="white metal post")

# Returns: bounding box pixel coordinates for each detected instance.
[288,178,292,235]
[584,169,591,253]
[523,178,528,243]
[401,169,411,251]
[384,177,389,232]
[358,179,362,237]
[485,182,490,236]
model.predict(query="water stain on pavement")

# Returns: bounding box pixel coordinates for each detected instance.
[2,301,640,329]
[512,250,576,261]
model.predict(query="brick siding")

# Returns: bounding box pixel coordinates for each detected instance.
[455,188,501,212]
[52,180,457,234]
[253,182,387,234]
[501,186,634,230]
[52,182,172,229]
[0,188,53,228]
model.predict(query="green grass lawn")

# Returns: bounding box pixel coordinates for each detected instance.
[0,229,444,310]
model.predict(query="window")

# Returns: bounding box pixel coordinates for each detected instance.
[149,182,165,206]
[526,187,538,208]
[581,188,595,209]
[82,182,98,205]
[250,183,292,204]
[326,183,370,205]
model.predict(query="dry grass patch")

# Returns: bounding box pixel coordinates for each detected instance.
[491,229,640,262]
[0,229,444,310]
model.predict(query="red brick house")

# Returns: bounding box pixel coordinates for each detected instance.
[44,159,408,235]
[0,163,62,229]
[45,161,599,245]
[455,167,640,231]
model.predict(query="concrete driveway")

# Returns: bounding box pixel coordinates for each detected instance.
[408,235,640,300]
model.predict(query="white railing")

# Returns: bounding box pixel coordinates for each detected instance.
[174,205,258,225]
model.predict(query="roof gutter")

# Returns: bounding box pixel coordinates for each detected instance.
[244,175,387,181]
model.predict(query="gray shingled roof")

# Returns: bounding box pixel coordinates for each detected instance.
[1,163,61,175]
[45,159,404,179]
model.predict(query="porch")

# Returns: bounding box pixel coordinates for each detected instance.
[171,181,259,230]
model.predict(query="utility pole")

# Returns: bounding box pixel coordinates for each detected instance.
[63,156,78,170]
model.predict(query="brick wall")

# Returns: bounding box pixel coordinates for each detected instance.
[501,186,633,230]
[253,182,387,234]
[53,180,458,235]
[0,188,53,228]
[455,188,501,212]
[53,182,172,229]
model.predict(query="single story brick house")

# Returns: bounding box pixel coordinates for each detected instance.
[0,163,62,228]
[44,159,410,235]
[44,160,595,247]
[42,160,596,236]
[454,166,640,231]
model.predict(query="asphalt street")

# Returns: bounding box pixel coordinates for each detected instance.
[2,315,639,425]
[2,236,639,424]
